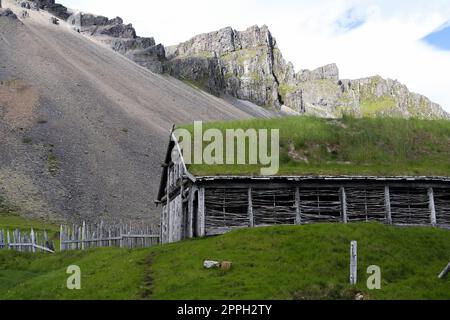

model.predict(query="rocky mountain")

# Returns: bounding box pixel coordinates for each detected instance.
[166,25,449,119]
[67,11,166,73]
[14,1,447,119]
[1,0,272,223]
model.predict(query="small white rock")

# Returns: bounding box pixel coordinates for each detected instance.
[203,260,220,269]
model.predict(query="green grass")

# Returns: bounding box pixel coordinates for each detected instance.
[0,214,59,233]
[0,248,151,300]
[0,216,449,300]
[361,96,397,116]
[177,116,450,176]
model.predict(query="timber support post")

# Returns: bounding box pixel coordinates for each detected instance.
[199,187,205,237]
[248,187,254,227]
[340,187,348,223]
[385,186,392,225]
[295,187,301,225]
[428,188,437,226]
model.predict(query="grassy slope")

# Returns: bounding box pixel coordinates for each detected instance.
[179,116,450,176]
[1,214,449,300]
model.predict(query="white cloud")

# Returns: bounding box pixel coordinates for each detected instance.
[59,0,450,111]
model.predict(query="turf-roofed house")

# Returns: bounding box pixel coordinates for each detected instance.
[156,117,450,244]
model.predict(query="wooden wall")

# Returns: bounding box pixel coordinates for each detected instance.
[161,177,450,242]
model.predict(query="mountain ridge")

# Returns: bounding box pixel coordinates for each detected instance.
[166,24,449,119]
[17,0,447,119]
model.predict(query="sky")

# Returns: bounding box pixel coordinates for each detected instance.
[59,0,450,111]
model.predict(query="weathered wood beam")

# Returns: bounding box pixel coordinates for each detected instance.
[385,186,392,224]
[438,262,450,279]
[428,187,437,226]
[340,187,348,223]
[350,241,357,285]
[199,187,205,237]
[248,187,254,227]
[295,187,301,225]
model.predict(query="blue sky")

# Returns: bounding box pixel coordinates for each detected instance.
[424,23,450,51]
[59,0,450,111]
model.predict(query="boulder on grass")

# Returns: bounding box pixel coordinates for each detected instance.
[203,260,220,269]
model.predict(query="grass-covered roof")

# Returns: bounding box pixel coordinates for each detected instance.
[177,116,450,177]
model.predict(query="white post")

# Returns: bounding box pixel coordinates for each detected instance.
[341,187,348,223]
[30,229,35,253]
[7,230,10,250]
[60,225,64,252]
[350,241,358,285]
[81,221,86,250]
[428,188,437,226]
[438,262,450,279]
[385,186,392,225]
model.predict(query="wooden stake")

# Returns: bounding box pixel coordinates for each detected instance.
[350,241,358,285]
[438,262,450,279]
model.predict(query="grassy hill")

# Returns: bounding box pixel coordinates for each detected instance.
[1,214,449,300]
[179,116,450,176]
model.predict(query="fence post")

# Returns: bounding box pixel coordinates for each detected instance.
[350,241,357,285]
[428,188,437,226]
[120,225,124,248]
[7,230,10,250]
[60,225,64,252]
[81,221,86,250]
[30,229,35,253]
[384,186,392,225]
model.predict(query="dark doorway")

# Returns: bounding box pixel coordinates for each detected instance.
[192,190,199,237]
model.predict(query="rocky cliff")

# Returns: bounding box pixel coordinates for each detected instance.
[67,12,166,73]
[8,1,449,119]
[166,25,449,119]
[14,1,166,73]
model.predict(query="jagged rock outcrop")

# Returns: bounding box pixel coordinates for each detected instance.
[28,0,69,19]
[68,12,165,73]
[0,8,18,18]
[166,25,284,108]
[167,25,449,119]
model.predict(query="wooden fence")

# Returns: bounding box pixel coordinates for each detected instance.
[0,229,55,253]
[60,221,160,251]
